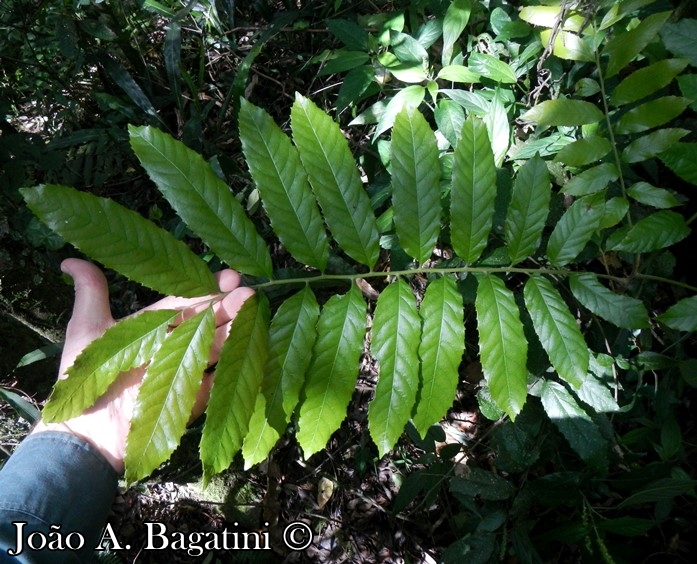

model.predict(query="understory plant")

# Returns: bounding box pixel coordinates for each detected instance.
[18,0,697,560]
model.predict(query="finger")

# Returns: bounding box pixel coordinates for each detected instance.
[61,258,114,334]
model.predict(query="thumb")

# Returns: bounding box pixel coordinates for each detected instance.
[61,258,114,333]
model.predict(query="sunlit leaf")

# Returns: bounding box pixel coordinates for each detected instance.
[554,137,612,167]
[296,285,366,457]
[391,107,441,264]
[239,99,329,270]
[570,273,649,329]
[291,94,380,268]
[413,277,465,437]
[21,184,218,297]
[603,11,671,78]
[520,99,603,127]
[608,211,689,253]
[44,310,179,422]
[576,375,620,413]
[524,276,589,389]
[200,295,269,482]
[451,117,497,263]
[610,59,689,106]
[128,125,273,278]
[442,0,472,66]
[437,65,481,83]
[368,280,421,457]
[546,193,605,266]
[519,5,585,32]
[505,154,551,264]
[125,308,216,483]
[242,288,319,468]
[562,163,619,196]
[476,275,528,420]
[485,91,510,167]
[657,295,697,332]
[540,380,608,472]
[539,29,594,62]
[468,53,517,84]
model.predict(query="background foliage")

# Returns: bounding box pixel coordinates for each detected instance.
[3,0,697,561]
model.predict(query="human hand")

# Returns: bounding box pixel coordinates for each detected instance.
[31,258,254,474]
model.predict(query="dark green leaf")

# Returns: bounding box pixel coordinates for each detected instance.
[319,51,370,76]
[21,185,218,297]
[125,308,216,483]
[603,11,672,78]
[296,285,366,457]
[609,210,690,253]
[475,275,528,420]
[451,117,497,263]
[660,19,697,67]
[450,467,515,501]
[546,193,605,266]
[239,99,329,270]
[554,137,612,167]
[520,99,603,127]
[336,66,375,113]
[540,380,608,472]
[628,182,681,209]
[622,128,689,163]
[505,154,551,264]
[442,0,473,65]
[291,94,380,268]
[391,107,441,264]
[242,287,319,467]
[200,295,270,482]
[657,295,697,332]
[368,280,421,457]
[44,310,178,422]
[413,277,465,437]
[435,99,465,147]
[569,273,649,329]
[615,97,691,135]
[0,387,40,424]
[524,276,589,389]
[468,53,517,84]
[610,59,689,106]
[659,143,697,186]
[390,30,429,65]
[597,518,657,537]
[617,477,696,508]
[326,19,369,51]
[129,126,273,278]
[562,163,619,196]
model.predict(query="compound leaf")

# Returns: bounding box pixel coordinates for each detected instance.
[413,277,465,437]
[524,276,589,389]
[540,380,608,472]
[125,307,216,483]
[200,294,270,482]
[128,125,272,278]
[546,193,605,266]
[242,287,320,468]
[239,99,329,271]
[391,107,441,264]
[291,94,379,268]
[44,309,179,422]
[451,117,497,263]
[368,279,421,457]
[608,210,690,253]
[570,273,649,329]
[505,154,551,264]
[475,275,528,420]
[21,184,218,297]
[296,285,366,457]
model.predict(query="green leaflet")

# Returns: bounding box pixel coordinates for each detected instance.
[622,128,690,164]
[554,137,612,167]
[505,154,551,264]
[610,59,689,107]
[368,279,421,457]
[442,0,472,66]
[290,94,380,268]
[475,275,528,420]
[657,295,697,332]
[468,53,517,84]
[659,143,697,186]
[520,99,603,127]
[125,308,216,484]
[562,163,619,197]
[242,287,319,468]
[627,182,681,209]
[608,210,690,253]
[391,107,441,264]
[576,374,620,413]
[128,126,273,278]
[570,273,649,329]
[524,276,589,389]
[200,294,269,482]
[21,184,218,298]
[546,193,605,266]
[540,380,608,473]
[603,11,672,78]
[413,277,465,438]
[296,285,366,457]
[450,117,497,263]
[44,309,179,422]
[614,97,691,135]
[238,99,329,271]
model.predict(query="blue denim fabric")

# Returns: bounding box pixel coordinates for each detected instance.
[0,432,117,563]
